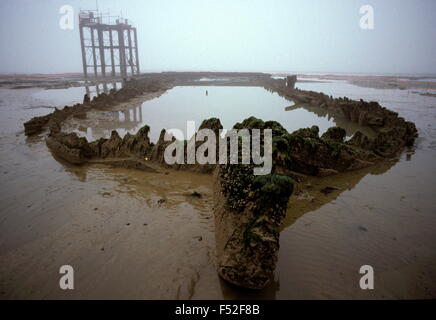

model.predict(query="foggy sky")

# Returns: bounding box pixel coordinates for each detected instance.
[0,0,435,75]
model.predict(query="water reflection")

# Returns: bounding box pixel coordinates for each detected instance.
[285,103,376,138]
[31,81,123,108]
[70,86,373,143]
[84,81,122,98]
[76,102,144,140]
[4,79,435,299]
[281,158,397,229]
[51,134,401,300]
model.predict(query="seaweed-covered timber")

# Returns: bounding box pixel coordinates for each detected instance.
[23,73,418,290]
[214,118,294,289]
[264,78,418,159]
[23,77,174,136]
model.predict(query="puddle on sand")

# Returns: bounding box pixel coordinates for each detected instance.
[32,82,122,107]
[271,80,436,299]
[0,163,217,299]
[66,85,372,143]
[1,80,436,299]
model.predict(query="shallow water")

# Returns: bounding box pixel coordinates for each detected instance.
[272,80,436,299]
[33,82,121,107]
[69,85,372,143]
[0,79,435,299]
[0,86,216,299]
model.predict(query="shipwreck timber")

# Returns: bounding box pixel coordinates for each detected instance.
[23,72,418,289]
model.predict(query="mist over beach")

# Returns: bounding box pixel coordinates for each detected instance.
[0,0,435,303]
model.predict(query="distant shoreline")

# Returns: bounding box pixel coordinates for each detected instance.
[0,71,435,93]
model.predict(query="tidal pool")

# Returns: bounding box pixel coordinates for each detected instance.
[271,80,436,299]
[69,85,374,143]
[32,82,121,107]
[1,79,435,299]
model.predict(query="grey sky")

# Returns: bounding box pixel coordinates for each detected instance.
[0,0,435,75]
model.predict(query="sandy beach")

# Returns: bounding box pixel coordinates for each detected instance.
[0,72,435,299]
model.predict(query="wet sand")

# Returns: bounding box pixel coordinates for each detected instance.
[0,84,218,299]
[1,164,216,299]
[1,75,435,299]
